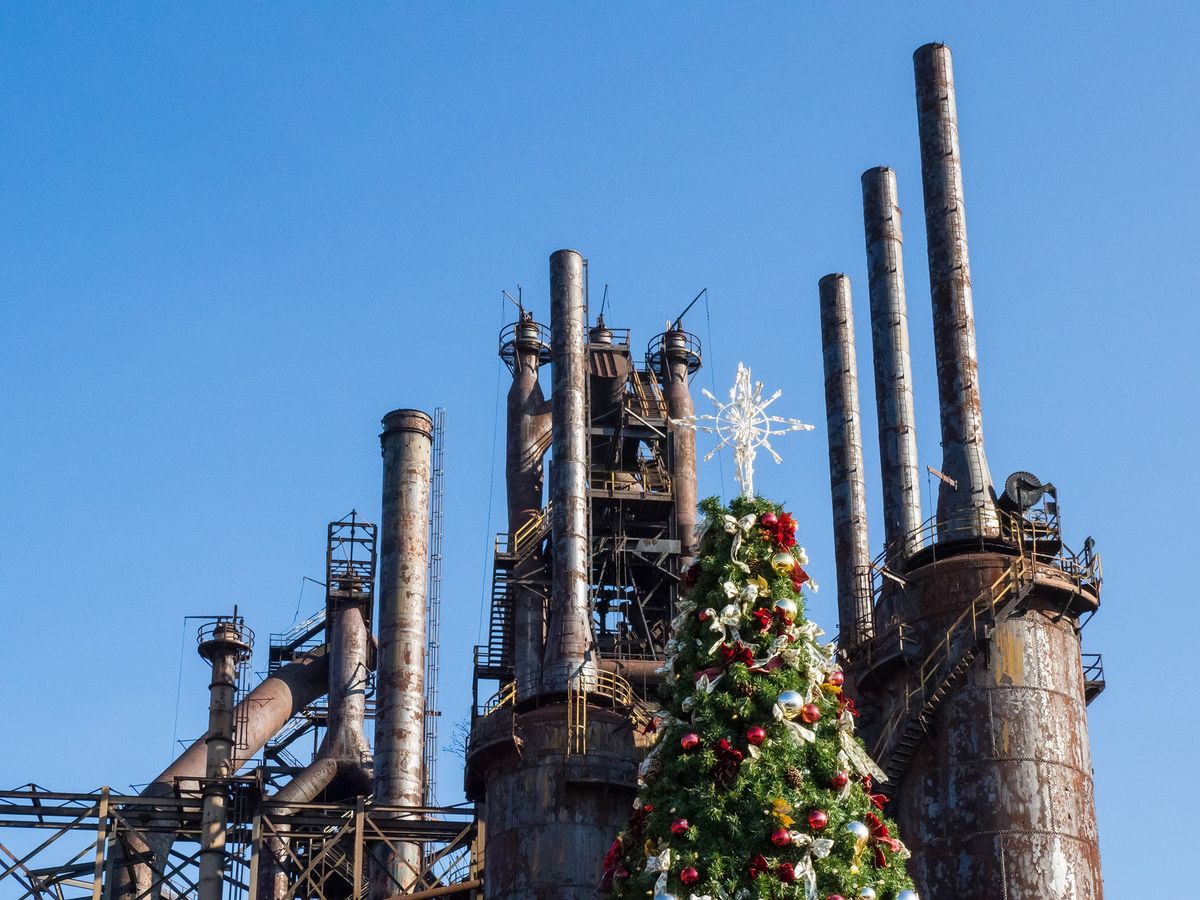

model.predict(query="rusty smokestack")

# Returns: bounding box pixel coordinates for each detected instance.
[505,314,551,701]
[861,166,923,555]
[196,618,251,900]
[818,274,872,647]
[659,327,700,563]
[542,249,596,694]
[374,409,432,893]
[914,43,999,539]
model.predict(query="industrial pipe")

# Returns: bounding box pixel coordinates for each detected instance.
[913,43,999,538]
[660,328,699,563]
[374,409,433,896]
[542,249,597,693]
[506,313,551,701]
[817,274,873,647]
[861,166,923,556]
[112,651,331,900]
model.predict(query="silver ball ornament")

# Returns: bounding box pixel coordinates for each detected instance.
[846,821,870,841]
[897,892,920,900]
[857,889,876,900]
[653,894,677,900]
[773,597,798,617]
[776,689,805,718]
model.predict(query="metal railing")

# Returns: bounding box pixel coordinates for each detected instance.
[856,505,1102,633]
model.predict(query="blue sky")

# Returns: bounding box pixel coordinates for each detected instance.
[2,5,1196,895]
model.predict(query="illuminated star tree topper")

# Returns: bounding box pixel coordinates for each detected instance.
[673,362,815,498]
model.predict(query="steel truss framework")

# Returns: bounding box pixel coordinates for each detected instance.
[0,787,478,900]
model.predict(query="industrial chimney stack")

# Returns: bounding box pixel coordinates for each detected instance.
[914,43,999,539]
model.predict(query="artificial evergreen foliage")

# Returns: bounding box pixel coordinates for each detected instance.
[600,495,917,900]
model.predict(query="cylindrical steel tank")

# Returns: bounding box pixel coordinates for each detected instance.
[861,166,923,555]
[913,43,998,539]
[465,706,640,899]
[888,554,1103,898]
[817,274,873,647]
[374,408,433,894]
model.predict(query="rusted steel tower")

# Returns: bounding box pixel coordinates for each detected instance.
[465,249,699,898]
[821,43,1105,899]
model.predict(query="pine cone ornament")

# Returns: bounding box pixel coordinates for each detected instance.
[735,680,757,697]
[646,758,664,781]
[785,767,804,789]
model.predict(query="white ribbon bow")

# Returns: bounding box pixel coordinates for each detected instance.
[790,833,835,900]
[723,513,756,572]
[707,603,742,653]
[773,702,816,743]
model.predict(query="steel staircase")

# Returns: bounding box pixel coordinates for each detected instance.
[478,504,554,680]
[871,556,1035,785]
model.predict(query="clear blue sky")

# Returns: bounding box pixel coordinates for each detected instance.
[2,5,1196,896]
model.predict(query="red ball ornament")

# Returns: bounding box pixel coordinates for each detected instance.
[746,725,767,746]
[828,896,846,900]
[777,862,796,883]
[769,826,792,848]
[671,818,689,836]
[801,703,821,724]
[680,732,701,751]
[761,512,779,527]
[698,608,711,622]
[615,868,629,880]
[807,809,829,830]
[827,669,845,688]
[831,771,850,789]
[680,866,700,885]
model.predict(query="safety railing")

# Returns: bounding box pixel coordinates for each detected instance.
[858,505,1102,620]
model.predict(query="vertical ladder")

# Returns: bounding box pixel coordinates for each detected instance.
[423,408,445,807]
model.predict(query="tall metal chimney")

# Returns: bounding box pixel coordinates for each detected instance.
[861,166,923,554]
[817,274,872,647]
[196,617,252,900]
[914,43,999,538]
[660,328,700,563]
[374,409,433,894]
[542,249,596,694]
[505,313,551,701]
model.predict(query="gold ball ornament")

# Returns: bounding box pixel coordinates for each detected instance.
[773,597,798,617]
[770,551,796,575]
[776,690,805,718]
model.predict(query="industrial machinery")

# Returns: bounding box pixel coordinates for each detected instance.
[818,44,1105,899]
[464,249,701,899]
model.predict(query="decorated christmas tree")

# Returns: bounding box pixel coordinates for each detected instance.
[598,366,918,900]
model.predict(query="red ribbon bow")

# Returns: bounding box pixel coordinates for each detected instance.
[719,641,755,668]
[790,562,811,592]
[762,512,797,548]
[865,812,903,867]
[712,738,745,787]
[749,853,770,880]
[750,607,773,631]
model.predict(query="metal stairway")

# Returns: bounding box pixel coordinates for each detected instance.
[871,556,1035,785]
[478,504,554,681]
